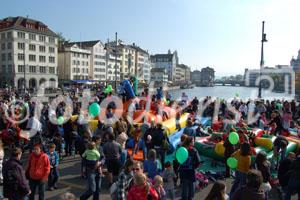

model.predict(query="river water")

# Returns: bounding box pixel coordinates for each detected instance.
[169,86,294,101]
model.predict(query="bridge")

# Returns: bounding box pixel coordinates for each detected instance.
[214,80,245,86]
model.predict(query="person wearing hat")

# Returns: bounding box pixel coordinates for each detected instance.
[26,143,50,200]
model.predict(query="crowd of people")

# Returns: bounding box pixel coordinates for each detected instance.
[0,85,300,200]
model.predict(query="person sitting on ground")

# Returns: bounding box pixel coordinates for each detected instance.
[183,118,196,139]
[205,181,228,200]
[232,170,265,200]
[196,124,209,137]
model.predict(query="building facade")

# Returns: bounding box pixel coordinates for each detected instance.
[175,64,190,83]
[150,68,168,83]
[58,43,91,81]
[200,67,215,86]
[291,50,300,95]
[131,44,151,83]
[74,40,106,81]
[150,50,178,82]
[191,70,201,83]
[0,16,58,89]
[244,65,294,93]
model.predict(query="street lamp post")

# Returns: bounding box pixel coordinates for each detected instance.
[114,32,118,90]
[258,21,268,98]
[23,44,26,95]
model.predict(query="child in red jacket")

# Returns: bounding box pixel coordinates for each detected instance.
[126,173,158,200]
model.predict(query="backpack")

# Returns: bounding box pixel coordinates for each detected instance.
[3,166,19,197]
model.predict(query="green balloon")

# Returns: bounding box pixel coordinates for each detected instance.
[104,85,113,94]
[229,132,239,145]
[176,147,188,164]
[57,116,64,125]
[89,102,101,117]
[227,157,238,169]
[166,100,170,105]
[24,102,29,108]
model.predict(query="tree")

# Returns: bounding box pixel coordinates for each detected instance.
[56,32,70,50]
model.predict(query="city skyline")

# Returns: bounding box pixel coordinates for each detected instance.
[1,0,300,76]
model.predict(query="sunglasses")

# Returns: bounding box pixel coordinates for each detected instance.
[133,168,140,171]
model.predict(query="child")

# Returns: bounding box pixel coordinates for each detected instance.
[126,173,158,200]
[47,143,60,191]
[144,149,160,180]
[269,122,277,135]
[53,132,64,159]
[82,142,101,175]
[153,175,166,200]
[175,112,181,131]
[162,162,175,200]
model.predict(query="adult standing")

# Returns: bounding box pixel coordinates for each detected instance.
[26,144,50,200]
[179,137,201,200]
[255,151,272,198]
[232,170,265,200]
[103,132,122,185]
[116,158,135,200]
[285,155,300,200]
[63,119,74,157]
[278,152,296,191]
[229,142,251,198]
[3,148,31,200]
[152,123,168,170]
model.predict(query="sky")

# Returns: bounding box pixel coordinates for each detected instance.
[1,0,300,76]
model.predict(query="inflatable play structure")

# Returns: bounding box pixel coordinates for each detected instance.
[194,129,298,162]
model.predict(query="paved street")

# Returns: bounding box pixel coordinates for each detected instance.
[28,155,295,200]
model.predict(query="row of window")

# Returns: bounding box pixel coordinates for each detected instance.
[73,75,89,80]
[94,55,106,59]
[72,60,89,66]
[94,61,105,66]
[94,68,106,72]
[72,67,89,74]
[14,32,56,43]
[16,65,56,74]
[72,53,89,58]
[1,53,12,61]
[0,42,55,53]
[94,74,106,79]
[1,64,12,73]
[10,54,55,63]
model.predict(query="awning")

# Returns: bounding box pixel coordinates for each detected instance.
[72,80,94,84]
